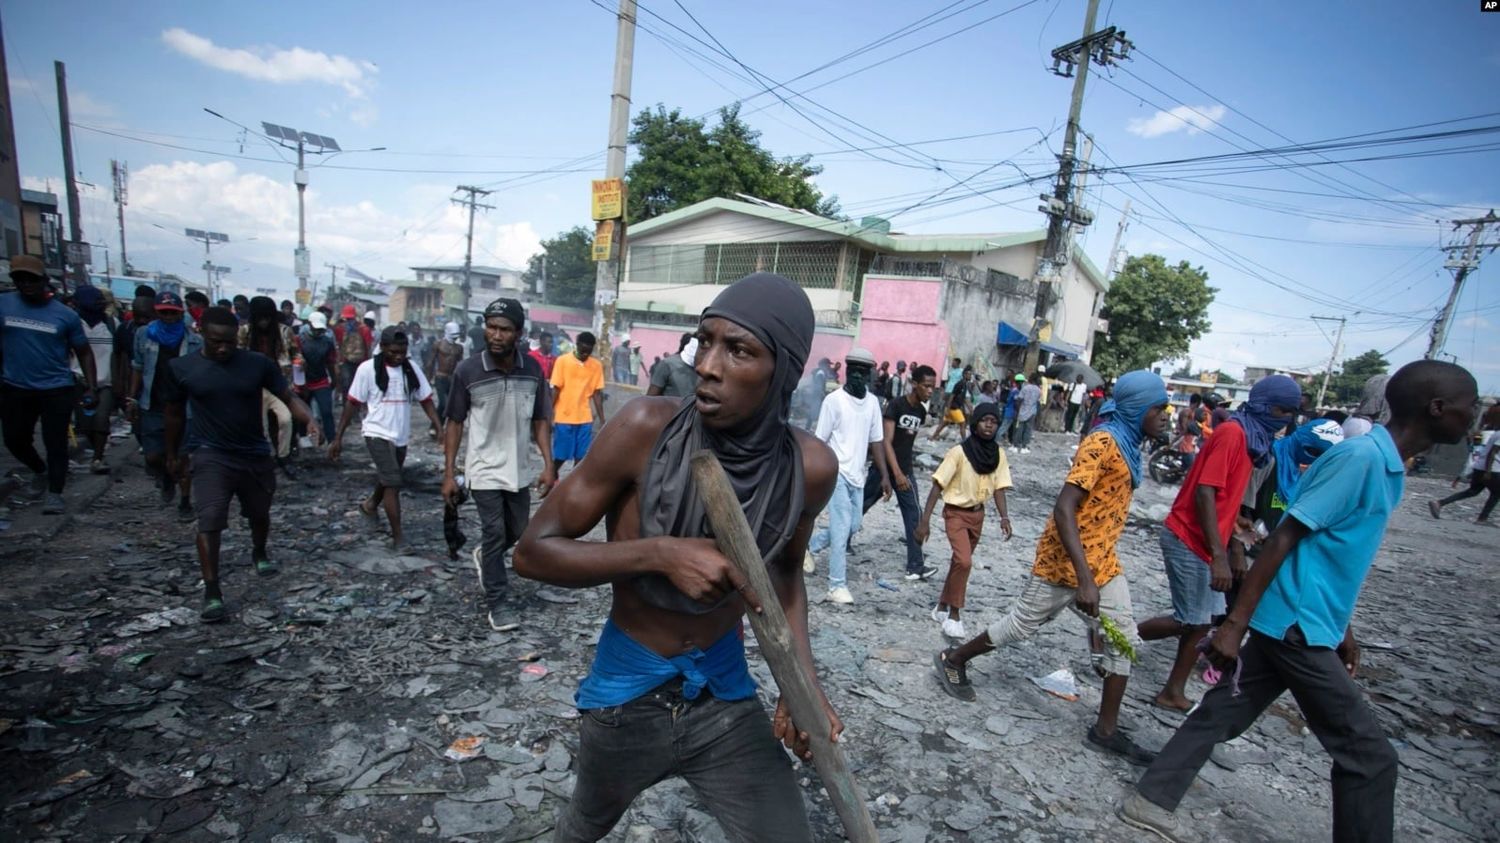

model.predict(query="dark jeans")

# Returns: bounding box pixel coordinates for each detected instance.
[556,680,810,842]
[1,385,73,493]
[1065,403,1082,433]
[306,386,335,441]
[1014,418,1034,448]
[432,375,452,422]
[472,487,530,607]
[1440,473,1500,520]
[338,361,359,396]
[1136,627,1396,843]
[863,464,924,572]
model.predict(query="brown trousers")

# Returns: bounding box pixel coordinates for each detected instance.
[938,504,985,609]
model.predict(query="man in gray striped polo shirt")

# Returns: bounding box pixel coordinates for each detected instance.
[442,298,556,631]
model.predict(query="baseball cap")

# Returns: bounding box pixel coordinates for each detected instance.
[8,255,46,279]
[1013,373,1025,382]
[154,291,185,312]
[341,304,357,319]
[846,347,876,367]
[378,325,407,345]
[363,310,376,321]
[309,311,328,330]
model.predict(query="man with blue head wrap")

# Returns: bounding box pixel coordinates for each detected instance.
[1140,374,1302,713]
[934,371,1170,766]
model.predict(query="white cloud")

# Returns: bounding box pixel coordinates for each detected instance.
[36,160,540,294]
[160,28,378,99]
[1126,104,1227,139]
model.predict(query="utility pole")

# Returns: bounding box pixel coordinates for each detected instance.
[539,253,548,302]
[1312,315,1346,409]
[1427,210,1498,359]
[55,61,84,290]
[320,262,339,305]
[1026,0,1131,373]
[452,185,494,318]
[592,0,637,339]
[111,159,128,275]
[295,140,308,290]
[1105,198,1131,281]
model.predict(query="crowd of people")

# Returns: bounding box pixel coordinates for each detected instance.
[2,260,1497,841]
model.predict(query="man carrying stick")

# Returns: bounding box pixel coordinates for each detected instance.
[515,272,842,842]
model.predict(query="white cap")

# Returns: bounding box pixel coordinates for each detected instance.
[363,310,376,321]
[309,311,328,329]
[846,347,877,367]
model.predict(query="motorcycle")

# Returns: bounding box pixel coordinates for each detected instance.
[1147,435,1189,485]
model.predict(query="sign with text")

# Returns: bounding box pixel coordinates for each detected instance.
[65,242,91,267]
[592,220,619,261]
[590,178,625,220]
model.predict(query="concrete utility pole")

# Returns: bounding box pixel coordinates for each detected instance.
[55,61,84,290]
[592,0,637,338]
[1312,315,1346,409]
[453,185,494,318]
[1426,210,1498,360]
[111,160,128,275]
[1105,198,1131,281]
[1026,0,1131,373]
[320,262,340,304]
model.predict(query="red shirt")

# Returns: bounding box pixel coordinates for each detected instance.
[528,349,556,379]
[1165,420,1253,563]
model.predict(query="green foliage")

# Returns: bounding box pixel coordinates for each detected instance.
[626,104,839,222]
[1328,349,1390,406]
[1092,255,1216,377]
[523,226,595,310]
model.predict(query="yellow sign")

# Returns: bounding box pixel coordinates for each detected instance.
[294,287,312,305]
[592,220,617,262]
[591,178,625,220]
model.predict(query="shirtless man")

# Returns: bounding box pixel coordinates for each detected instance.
[514,272,842,842]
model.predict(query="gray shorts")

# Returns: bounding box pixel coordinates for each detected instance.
[365,436,407,488]
[1160,525,1224,626]
[986,573,1140,677]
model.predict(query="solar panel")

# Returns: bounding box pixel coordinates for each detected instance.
[318,135,341,152]
[211,232,229,243]
[185,228,205,239]
[263,122,299,142]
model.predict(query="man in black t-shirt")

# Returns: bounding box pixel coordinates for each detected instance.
[162,307,321,623]
[863,364,939,580]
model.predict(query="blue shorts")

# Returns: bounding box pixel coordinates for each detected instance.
[1159,525,1224,626]
[553,422,594,462]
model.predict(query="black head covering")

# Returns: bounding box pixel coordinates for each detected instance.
[961,402,1001,475]
[635,273,815,615]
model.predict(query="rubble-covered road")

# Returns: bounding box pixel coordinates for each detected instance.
[2,392,1497,841]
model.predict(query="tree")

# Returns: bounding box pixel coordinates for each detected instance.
[1170,360,1194,379]
[1328,349,1390,405]
[626,104,839,222]
[1091,254,1216,377]
[522,226,594,310]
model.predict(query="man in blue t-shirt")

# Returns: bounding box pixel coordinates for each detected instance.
[0,256,98,513]
[161,307,320,623]
[1122,359,1480,843]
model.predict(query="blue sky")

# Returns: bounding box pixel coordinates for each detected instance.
[5,0,1498,390]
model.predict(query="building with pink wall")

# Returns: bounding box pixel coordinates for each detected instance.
[855,275,950,375]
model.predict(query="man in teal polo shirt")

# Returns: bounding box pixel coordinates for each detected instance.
[1121,359,1479,843]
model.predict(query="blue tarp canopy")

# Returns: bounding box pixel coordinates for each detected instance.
[996,320,1027,346]
[1039,339,1083,360]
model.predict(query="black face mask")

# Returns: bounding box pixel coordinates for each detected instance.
[844,364,872,399]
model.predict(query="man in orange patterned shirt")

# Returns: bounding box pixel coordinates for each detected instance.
[934,370,1170,766]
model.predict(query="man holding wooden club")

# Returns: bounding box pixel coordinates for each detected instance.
[515,272,841,842]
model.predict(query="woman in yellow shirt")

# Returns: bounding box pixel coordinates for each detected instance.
[915,402,1013,639]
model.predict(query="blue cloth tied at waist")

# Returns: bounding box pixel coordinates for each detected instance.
[575,618,757,710]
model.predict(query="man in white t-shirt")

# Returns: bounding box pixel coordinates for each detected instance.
[805,347,891,604]
[329,326,442,551]
[1065,374,1089,434]
[1429,403,1500,524]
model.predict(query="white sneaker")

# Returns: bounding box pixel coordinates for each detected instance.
[827,586,854,604]
[803,551,816,574]
[942,618,967,639]
[1021,447,1032,454]
[930,604,945,623]
[1008,446,1019,453]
